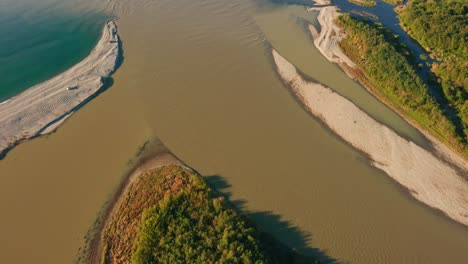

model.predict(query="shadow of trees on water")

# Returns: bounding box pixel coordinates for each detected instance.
[205,175,340,264]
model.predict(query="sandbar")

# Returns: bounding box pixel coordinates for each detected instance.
[0,20,120,158]
[273,49,468,226]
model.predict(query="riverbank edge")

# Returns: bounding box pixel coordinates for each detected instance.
[307,0,467,170]
[0,20,121,160]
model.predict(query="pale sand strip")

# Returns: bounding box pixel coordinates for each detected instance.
[273,49,468,226]
[309,0,467,172]
[308,1,356,69]
[0,20,120,158]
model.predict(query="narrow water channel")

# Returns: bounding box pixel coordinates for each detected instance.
[332,0,435,76]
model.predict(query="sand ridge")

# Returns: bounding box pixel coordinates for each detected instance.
[273,49,468,226]
[308,0,356,69]
[0,20,120,158]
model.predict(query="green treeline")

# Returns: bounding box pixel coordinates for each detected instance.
[382,0,403,5]
[132,170,269,264]
[348,0,376,7]
[399,0,468,138]
[102,165,316,264]
[337,14,467,156]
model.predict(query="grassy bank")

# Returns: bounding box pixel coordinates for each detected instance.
[100,165,316,264]
[336,14,467,158]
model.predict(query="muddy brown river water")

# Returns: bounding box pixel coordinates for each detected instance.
[0,0,467,263]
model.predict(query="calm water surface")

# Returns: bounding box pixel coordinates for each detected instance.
[0,1,108,101]
[0,0,467,263]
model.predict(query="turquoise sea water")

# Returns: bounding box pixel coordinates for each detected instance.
[0,8,108,101]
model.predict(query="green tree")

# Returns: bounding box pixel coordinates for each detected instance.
[337,14,467,156]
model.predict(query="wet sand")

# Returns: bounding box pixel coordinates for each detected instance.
[0,20,119,158]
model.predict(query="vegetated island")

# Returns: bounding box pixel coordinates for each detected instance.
[277,0,468,225]
[90,152,318,264]
[347,0,376,7]
[0,20,120,159]
[309,1,467,167]
[309,0,467,160]
[382,0,403,5]
[336,12,468,159]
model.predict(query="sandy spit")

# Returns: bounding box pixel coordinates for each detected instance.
[88,152,187,264]
[0,20,120,158]
[273,49,468,226]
